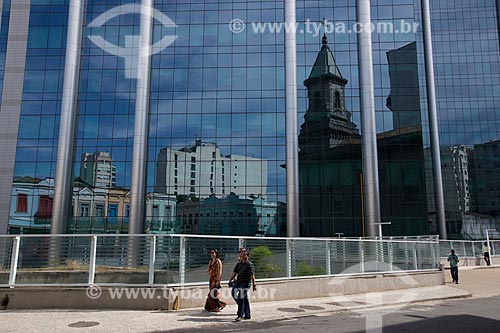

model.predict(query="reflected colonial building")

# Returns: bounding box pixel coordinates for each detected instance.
[300,39,428,237]
[9,176,176,234]
[177,193,285,237]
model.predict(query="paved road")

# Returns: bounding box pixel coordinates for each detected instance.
[164,296,500,333]
[1,267,499,332]
[163,266,500,333]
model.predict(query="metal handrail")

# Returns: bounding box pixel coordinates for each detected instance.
[0,234,441,288]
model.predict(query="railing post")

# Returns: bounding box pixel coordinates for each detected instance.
[238,238,244,250]
[471,241,476,258]
[359,238,365,273]
[286,239,292,278]
[148,235,157,285]
[430,239,436,269]
[404,236,409,270]
[462,241,467,258]
[413,243,418,271]
[88,235,97,285]
[389,237,394,272]
[326,240,331,275]
[179,236,186,284]
[8,236,21,287]
[342,238,346,271]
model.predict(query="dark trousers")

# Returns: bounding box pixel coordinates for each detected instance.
[450,266,459,282]
[484,252,491,266]
[232,285,250,318]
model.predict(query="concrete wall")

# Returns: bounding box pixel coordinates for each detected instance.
[0,270,444,310]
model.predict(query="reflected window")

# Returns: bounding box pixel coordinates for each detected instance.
[37,195,53,218]
[16,194,28,213]
[79,203,89,217]
[335,91,341,109]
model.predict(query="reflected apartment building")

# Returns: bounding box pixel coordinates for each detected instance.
[1,0,500,240]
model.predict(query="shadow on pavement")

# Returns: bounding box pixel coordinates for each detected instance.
[354,315,500,333]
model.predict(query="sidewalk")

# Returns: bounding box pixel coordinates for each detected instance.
[3,267,500,333]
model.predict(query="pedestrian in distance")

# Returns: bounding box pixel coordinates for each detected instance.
[447,249,460,284]
[204,249,226,312]
[483,242,491,266]
[228,248,256,322]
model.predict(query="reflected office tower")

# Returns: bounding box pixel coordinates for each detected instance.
[468,140,500,216]
[79,152,117,188]
[155,139,267,199]
[386,42,421,130]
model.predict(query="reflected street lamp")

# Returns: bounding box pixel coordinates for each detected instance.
[374,221,391,238]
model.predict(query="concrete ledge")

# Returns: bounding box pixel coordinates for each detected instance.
[0,270,444,310]
[0,270,178,285]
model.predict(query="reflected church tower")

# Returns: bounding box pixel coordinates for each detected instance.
[299,35,362,237]
[299,34,359,155]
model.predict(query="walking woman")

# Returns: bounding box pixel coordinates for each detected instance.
[205,249,226,312]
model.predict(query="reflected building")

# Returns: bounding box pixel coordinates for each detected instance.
[80,152,117,188]
[468,140,500,217]
[177,192,285,237]
[155,139,268,199]
[300,39,428,237]
[2,0,500,240]
[427,142,500,239]
[9,176,177,234]
[386,42,422,130]
[299,35,362,237]
[9,177,54,234]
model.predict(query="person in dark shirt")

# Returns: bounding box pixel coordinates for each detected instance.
[228,248,256,321]
[447,249,460,284]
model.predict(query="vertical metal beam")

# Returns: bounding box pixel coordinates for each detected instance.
[388,237,394,271]
[179,236,186,284]
[148,235,156,285]
[129,0,154,235]
[88,235,97,285]
[421,0,447,240]
[430,239,436,269]
[496,0,500,52]
[359,238,365,273]
[413,243,418,270]
[0,0,31,235]
[284,0,300,237]
[357,0,380,238]
[52,0,85,234]
[286,239,292,277]
[325,240,331,275]
[8,236,20,287]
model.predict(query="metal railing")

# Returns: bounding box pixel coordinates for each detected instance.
[439,239,500,258]
[0,234,440,288]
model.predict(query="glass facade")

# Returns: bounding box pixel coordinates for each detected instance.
[2,0,500,239]
[298,0,427,237]
[9,0,68,233]
[424,0,500,239]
